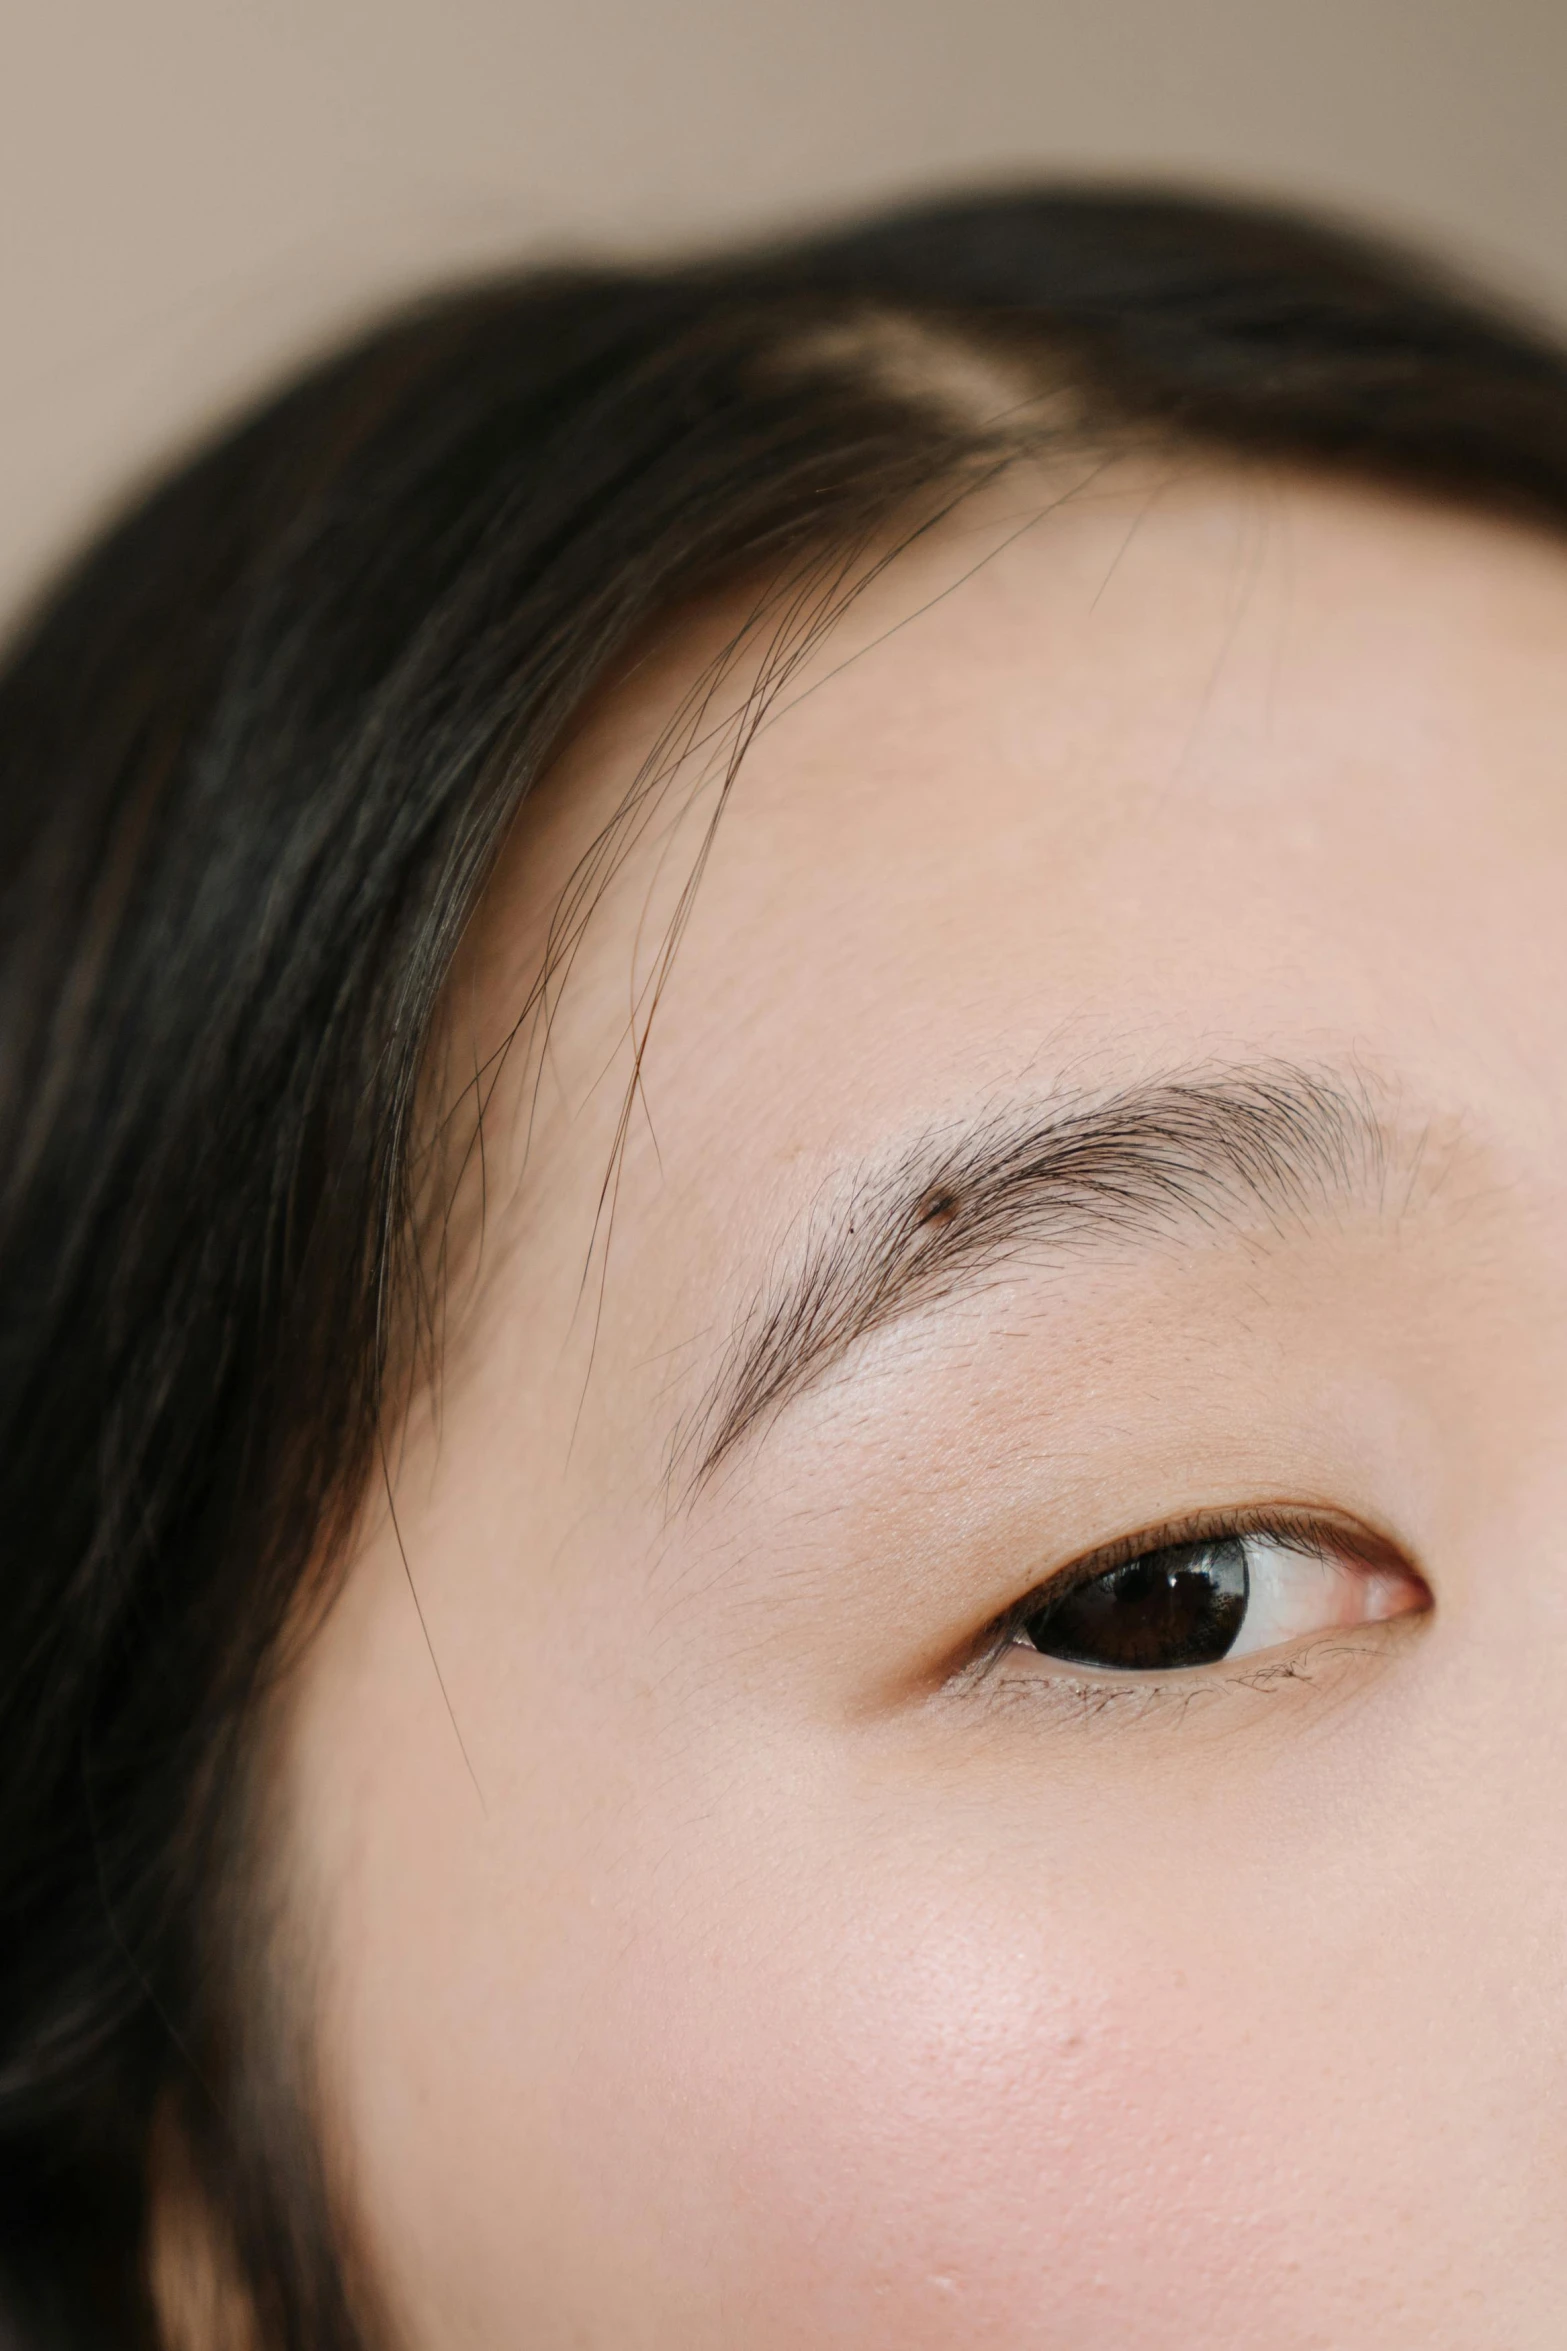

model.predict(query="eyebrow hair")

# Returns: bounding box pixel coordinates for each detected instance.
[681,1061,1397,1489]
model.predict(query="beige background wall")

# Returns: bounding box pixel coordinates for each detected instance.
[4,0,1566,630]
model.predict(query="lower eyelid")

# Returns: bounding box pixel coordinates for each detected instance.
[980,1621,1419,1728]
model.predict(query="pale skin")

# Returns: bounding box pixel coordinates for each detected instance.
[280,462,1567,2347]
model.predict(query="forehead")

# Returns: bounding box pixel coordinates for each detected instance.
[515,468,1567,1110]
[455,463,1567,1427]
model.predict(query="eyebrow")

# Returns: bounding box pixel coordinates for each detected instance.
[681,1062,1401,1489]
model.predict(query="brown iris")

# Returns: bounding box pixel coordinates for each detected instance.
[1018,1538,1250,1672]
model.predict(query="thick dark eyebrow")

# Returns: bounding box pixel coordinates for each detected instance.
[681,1062,1400,1489]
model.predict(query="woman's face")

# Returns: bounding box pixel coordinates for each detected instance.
[287,465,1567,2347]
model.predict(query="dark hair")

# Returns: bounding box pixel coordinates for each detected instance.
[5,183,1567,2349]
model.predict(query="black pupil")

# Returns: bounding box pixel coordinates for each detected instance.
[1019,1538,1249,1672]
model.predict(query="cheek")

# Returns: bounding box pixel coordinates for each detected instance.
[337,1789,1288,2348]
[320,1676,1557,2349]
[571,1796,1540,2351]
[625,1873,1271,2348]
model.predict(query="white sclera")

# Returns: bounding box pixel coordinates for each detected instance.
[1225,1535,1417,1659]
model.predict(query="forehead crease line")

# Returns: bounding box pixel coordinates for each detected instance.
[676,1060,1404,1498]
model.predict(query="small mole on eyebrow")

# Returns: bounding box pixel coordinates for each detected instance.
[680,1061,1429,1495]
[916,1186,961,1228]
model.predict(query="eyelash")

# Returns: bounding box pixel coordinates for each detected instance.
[969,1503,1408,1697]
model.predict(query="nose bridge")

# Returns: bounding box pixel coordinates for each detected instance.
[1401,1570,1567,2128]
[1466,1689,1567,2224]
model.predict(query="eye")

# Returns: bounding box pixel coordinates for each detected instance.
[1008,1524,1425,1676]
